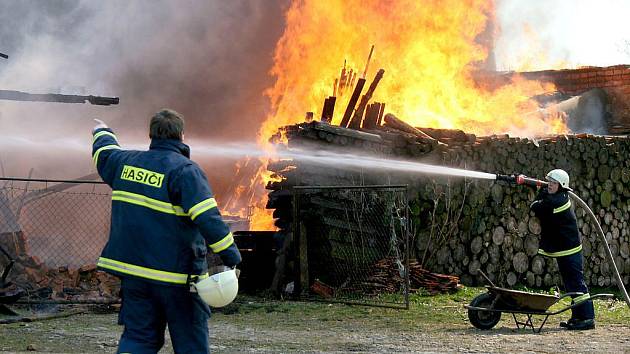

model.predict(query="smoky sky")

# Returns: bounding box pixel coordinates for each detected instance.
[495,0,630,70]
[0,0,287,192]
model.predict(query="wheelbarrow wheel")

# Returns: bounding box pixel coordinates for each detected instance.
[468,292,501,330]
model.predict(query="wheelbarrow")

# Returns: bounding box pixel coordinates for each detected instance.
[465,270,614,333]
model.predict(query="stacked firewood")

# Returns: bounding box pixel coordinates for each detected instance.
[339,258,459,295]
[408,261,460,294]
[265,55,630,290]
[417,133,630,289]
[267,119,630,289]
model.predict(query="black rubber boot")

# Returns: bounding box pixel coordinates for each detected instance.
[559,318,577,328]
[566,319,595,330]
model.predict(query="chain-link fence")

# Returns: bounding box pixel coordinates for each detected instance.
[293,185,410,309]
[0,177,111,269]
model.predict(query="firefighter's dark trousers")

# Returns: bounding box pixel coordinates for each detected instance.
[117,277,211,354]
[556,252,595,320]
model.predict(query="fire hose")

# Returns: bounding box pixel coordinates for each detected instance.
[496,174,630,309]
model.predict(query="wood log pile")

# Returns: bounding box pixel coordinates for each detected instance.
[0,231,119,302]
[422,133,630,289]
[267,117,630,290]
[375,259,458,295]
[336,258,459,296]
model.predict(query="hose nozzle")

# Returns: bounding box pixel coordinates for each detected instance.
[515,174,547,188]
[495,174,516,183]
[496,174,548,188]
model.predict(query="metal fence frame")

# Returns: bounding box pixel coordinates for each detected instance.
[0,176,109,268]
[292,185,410,309]
[0,177,116,303]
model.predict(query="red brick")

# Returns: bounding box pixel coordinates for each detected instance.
[68,269,80,288]
[37,276,50,287]
[79,264,97,273]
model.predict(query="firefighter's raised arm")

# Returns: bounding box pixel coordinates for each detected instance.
[91,119,122,185]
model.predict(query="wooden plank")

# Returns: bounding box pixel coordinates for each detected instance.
[348,69,385,129]
[310,121,383,143]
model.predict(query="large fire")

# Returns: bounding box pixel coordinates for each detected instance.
[230,0,567,230]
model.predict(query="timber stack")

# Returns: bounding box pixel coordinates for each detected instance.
[269,120,630,289]
[338,258,459,295]
[266,66,630,291]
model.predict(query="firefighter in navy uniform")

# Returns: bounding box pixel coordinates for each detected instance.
[91,109,241,353]
[530,169,595,330]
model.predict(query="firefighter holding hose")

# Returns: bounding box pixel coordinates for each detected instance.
[528,169,595,330]
[92,110,241,353]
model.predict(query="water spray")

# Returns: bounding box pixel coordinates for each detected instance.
[7,135,629,308]
[495,173,630,309]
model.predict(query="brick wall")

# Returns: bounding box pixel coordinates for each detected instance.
[475,65,630,132]
[521,65,630,129]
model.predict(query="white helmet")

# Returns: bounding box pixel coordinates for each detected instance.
[546,169,571,190]
[193,268,238,308]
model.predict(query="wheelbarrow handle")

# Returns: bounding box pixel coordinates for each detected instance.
[557,292,584,300]
[477,269,496,288]
[548,293,616,315]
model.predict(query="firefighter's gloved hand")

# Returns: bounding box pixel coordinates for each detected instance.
[535,185,549,200]
[219,245,242,268]
[93,118,108,132]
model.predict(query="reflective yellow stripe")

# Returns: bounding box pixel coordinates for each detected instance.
[573,293,591,303]
[92,131,118,143]
[189,198,218,221]
[112,190,187,216]
[538,244,582,257]
[209,232,234,253]
[98,257,207,284]
[553,200,571,213]
[93,144,121,167]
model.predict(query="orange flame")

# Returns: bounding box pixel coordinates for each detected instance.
[244,0,567,230]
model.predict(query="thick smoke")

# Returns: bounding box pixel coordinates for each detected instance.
[495,0,630,70]
[0,0,286,195]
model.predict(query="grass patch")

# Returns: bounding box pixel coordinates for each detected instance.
[216,286,630,331]
[1,288,628,353]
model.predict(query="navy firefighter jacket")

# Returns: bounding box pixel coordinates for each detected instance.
[92,127,241,286]
[530,188,581,257]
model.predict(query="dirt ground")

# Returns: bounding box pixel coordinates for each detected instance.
[1,291,630,353]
